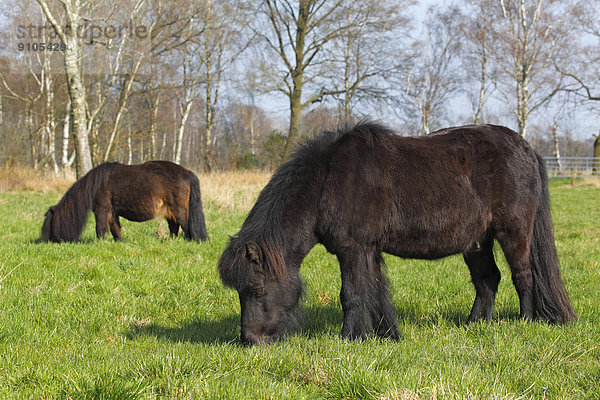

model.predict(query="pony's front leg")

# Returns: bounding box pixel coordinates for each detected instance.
[337,248,373,340]
[369,254,400,340]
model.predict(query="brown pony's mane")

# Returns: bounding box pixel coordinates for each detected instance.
[41,163,116,242]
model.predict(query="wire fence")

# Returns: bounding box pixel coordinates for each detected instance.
[543,157,600,178]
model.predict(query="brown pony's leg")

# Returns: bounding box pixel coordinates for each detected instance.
[176,213,190,239]
[496,230,535,320]
[94,207,110,239]
[93,192,114,240]
[463,235,501,322]
[167,218,180,237]
[109,215,122,241]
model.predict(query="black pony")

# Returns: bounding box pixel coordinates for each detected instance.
[219,121,577,345]
[42,160,208,242]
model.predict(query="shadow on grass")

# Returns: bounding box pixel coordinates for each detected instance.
[395,306,521,327]
[126,314,241,345]
[125,304,345,345]
[29,236,100,245]
[126,303,521,345]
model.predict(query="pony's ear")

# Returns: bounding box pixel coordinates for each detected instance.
[246,242,263,265]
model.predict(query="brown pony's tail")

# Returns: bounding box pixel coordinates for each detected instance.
[530,154,577,323]
[187,173,209,241]
[40,163,115,242]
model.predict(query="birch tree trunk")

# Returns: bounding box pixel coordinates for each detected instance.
[149,95,160,159]
[174,100,193,165]
[36,0,93,177]
[44,71,59,175]
[61,99,75,173]
[103,56,145,161]
[495,0,568,138]
[552,122,562,171]
[593,132,600,174]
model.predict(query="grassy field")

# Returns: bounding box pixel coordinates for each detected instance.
[0,170,599,399]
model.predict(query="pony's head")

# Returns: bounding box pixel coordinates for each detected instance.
[41,206,57,242]
[218,236,301,345]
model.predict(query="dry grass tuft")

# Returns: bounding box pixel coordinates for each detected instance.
[380,390,424,400]
[197,170,271,211]
[556,177,600,189]
[581,177,600,188]
[0,166,75,193]
[0,165,272,211]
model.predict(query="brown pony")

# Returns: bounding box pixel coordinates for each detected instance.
[41,161,208,242]
[218,121,577,345]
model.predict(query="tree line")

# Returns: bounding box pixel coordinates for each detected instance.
[0,0,598,177]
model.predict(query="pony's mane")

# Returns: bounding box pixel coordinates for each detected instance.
[219,120,394,285]
[42,162,117,242]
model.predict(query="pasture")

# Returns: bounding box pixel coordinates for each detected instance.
[0,169,599,399]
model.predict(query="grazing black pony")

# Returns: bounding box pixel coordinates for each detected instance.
[41,160,208,242]
[218,121,577,345]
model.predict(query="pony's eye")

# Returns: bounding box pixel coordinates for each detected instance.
[249,286,265,297]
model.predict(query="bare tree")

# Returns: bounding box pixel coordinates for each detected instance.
[558,1,600,102]
[490,0,573,138]
[173,46,202,165]
[461,0,497,124]
[328,0,413,121]
[0,0,66,172]
[397,6,463,135]
[0,62,44,169]
[196,0,251,171]
[100,0,148,162]
[35,0,94,176]
[255,0,353,159]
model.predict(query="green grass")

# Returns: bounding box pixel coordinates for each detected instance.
[1,180,599,399]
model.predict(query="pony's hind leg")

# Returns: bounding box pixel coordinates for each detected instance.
[167,218,180,237]
[463,235,501,322]
[109,215,122,241]
[94,208,110,239]
[496,230,535,320]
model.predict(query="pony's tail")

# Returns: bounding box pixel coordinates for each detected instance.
[187,173,209,241]
[530,154,577,323]
[41,163,114,242]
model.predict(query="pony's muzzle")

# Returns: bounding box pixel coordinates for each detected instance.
[240,330,281,346]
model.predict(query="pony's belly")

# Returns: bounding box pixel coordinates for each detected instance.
[383,240,466,260]
[114,197,165,222]
[382,225,482,260]
[118,209,155,222]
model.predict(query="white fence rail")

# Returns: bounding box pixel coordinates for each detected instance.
[543,157,600,177]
